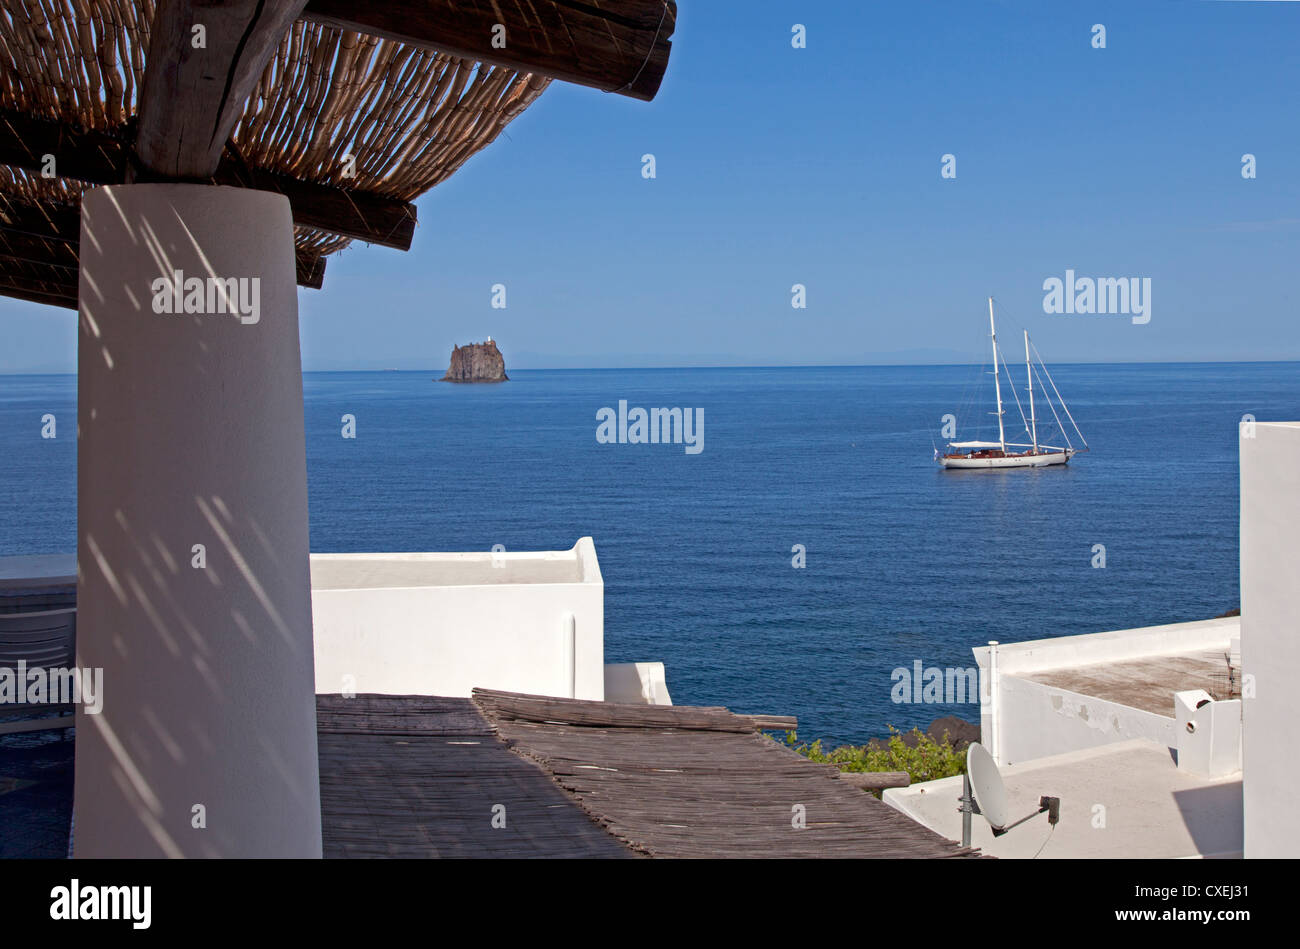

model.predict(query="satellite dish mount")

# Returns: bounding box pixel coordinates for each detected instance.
[960,742,1060,848]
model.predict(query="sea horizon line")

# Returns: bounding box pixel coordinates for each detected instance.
[5,357,1300,377]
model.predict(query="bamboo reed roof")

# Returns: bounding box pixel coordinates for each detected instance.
[474,689,982,858]
[317,693,632,858]
[318,690,982,859]
[0,1,675,306]
[9,687,977,858]
[0,2,550,265]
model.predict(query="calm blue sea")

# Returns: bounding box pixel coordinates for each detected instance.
[2,363,1296,743]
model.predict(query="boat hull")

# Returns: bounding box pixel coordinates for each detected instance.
[939,450,1073,469]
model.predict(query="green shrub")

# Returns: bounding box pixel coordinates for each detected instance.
[781,727,966,795]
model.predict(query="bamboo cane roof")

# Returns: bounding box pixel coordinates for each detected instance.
[316,690,982,859]
[0,1,676,306]
[1,5,547,247]
[317,693,633,858]
[6,687,978,858]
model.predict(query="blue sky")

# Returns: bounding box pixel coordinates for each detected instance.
[4,0,1299,372]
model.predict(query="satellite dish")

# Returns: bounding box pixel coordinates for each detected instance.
[959,742,1060,846]
[966,742,1010,830]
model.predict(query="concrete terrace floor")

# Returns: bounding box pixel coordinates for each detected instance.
[884,739,1243,858]
[1021,648,1234,716]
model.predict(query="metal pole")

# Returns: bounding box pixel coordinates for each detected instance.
[988,640,1000,763]
[961,773,973,848]
[989,298,1005,452]
[1025,330,1038,453]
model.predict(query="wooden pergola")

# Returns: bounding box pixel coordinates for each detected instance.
[0,0,676,307]
[0,0,674,859]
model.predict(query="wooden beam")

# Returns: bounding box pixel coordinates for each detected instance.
[0,113,124,184]
[0,111,417,250]
[220,162,417,251]
[739,714,799,731]
[0,200,81,244]
[295,254,326,290]
[0,199,326,296]
[136,0,310,179]
[0,281,76,309]
[0,229,80,270]
[0,254,325,308]
[0,258,77,309]
[303,0,677,101]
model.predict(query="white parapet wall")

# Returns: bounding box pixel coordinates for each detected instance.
[311,538,605,700]
[604,662,673,705]
[1240,421,1300,858]
[991,676,1178,766]
[973,617,1238,766]
[1175,690,1242,779]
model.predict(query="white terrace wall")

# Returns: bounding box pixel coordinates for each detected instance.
[973,617,1238,766]
[311,538,605,700]
[1240,422,1300,858]
[994,676,1177,766]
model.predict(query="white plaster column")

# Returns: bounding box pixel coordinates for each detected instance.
[74,184,321,857]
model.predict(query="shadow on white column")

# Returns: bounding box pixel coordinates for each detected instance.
[74,184,321,857]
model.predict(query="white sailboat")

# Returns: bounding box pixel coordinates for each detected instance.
[937,298,1088,470]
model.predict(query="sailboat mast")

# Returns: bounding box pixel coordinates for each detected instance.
[1025,329,1038,453]
[989,297,1006,452]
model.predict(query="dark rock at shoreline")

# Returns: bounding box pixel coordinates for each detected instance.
[440,339,507,383]
[865,715,981,753]
[924,716,981,751]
